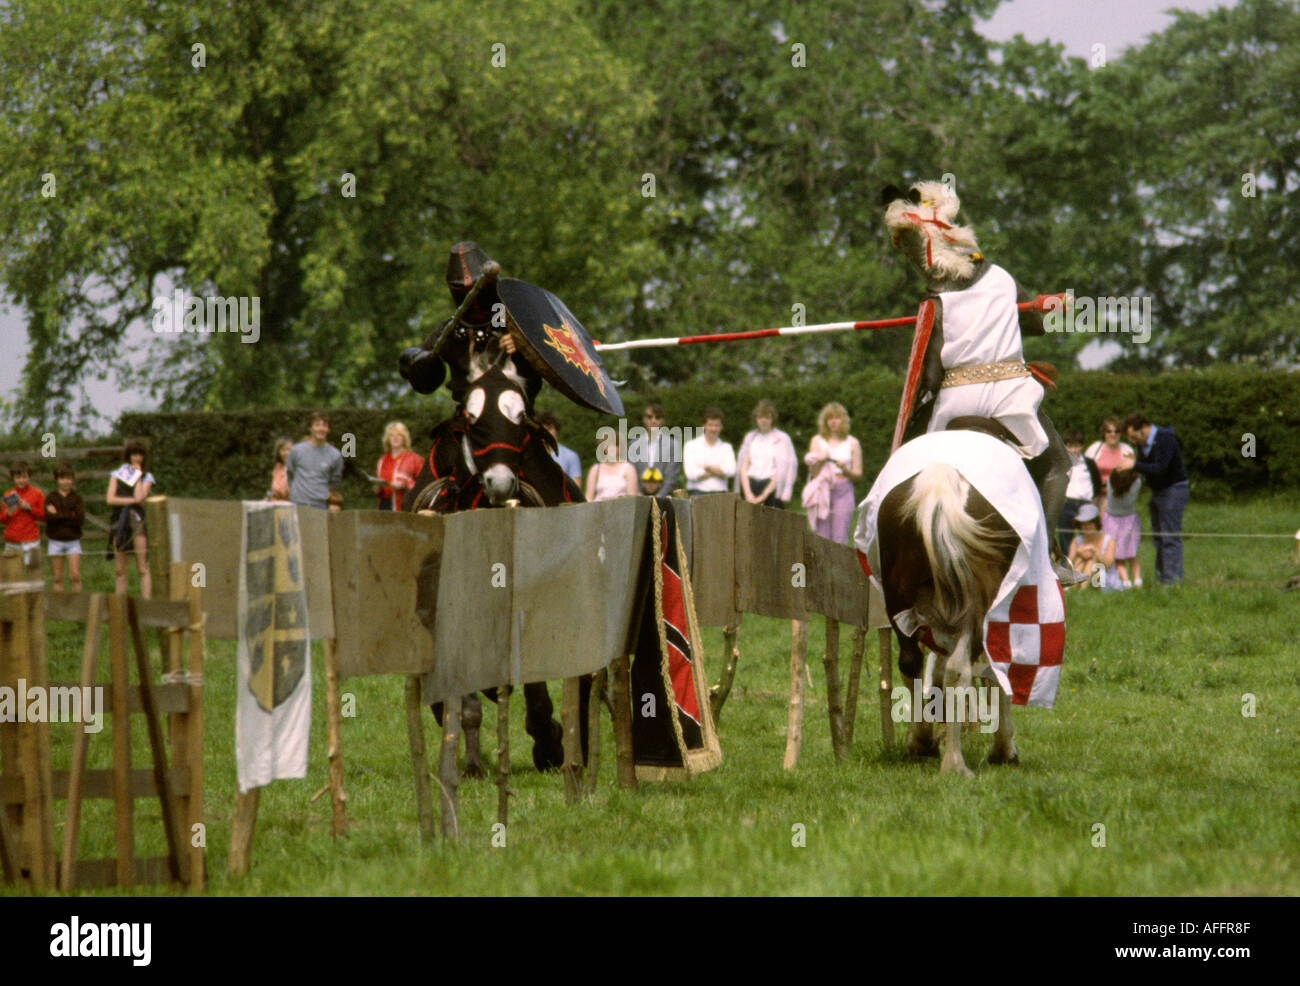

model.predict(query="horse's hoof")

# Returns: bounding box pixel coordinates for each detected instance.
[907,741,941,759]
[987,747,1020,766]
[462,761,488,781]
[530,720,565,772]
[941,758,975,778]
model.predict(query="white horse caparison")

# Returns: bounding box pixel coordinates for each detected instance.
[878,460,1021,776]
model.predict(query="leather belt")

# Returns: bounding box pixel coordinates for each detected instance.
[940,360,1032,388]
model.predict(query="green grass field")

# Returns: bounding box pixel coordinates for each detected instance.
[7,494,1299,896]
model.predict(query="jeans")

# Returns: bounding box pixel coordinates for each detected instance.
[1149,482,1189,584]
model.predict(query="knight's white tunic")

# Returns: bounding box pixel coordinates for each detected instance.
[926,264,1048,458]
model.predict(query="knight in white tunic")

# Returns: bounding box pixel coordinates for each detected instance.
[881,180,1079,583]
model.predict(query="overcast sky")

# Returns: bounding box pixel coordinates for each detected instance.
[0,1,1239,425]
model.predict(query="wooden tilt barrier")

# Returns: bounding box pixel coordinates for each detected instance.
[684,493,893,770]
[0,556,205,891]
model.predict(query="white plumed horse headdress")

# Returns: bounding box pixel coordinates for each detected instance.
[881,180,982,282]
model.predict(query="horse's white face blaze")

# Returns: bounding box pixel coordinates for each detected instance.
[482,463,517,504]
[465,387,486,423]
[497,389,525,424]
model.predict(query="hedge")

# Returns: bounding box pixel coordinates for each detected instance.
[115,366,1300,503]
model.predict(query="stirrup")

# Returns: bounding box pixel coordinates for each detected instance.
[1054,559,1090,587]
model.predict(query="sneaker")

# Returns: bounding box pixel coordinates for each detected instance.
[1133,578,1143,588]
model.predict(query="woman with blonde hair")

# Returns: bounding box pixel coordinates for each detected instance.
[802,402,862,545]
[375,421,424,511]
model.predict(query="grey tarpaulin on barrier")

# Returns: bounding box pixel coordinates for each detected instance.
[687,493,737,626]
[328,510,442,677]
[802,533,873,626]
[420,498,651,705]
[165,499,334,641]
[734,499,808,620]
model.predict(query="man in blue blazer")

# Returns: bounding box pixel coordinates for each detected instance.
[1124,413,1190,584]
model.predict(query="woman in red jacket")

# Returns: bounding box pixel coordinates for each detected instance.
[374,421,423,511]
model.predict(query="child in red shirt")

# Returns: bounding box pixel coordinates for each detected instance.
[2,461,45,570]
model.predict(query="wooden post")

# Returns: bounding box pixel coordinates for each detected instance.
[584,670,605,798]
[25,554,55,888]
[609,655,636,790]
[561,677,584,804]
[0,799,17,884]
[107,593,133,888]
[843,625,866,748]
[438,697,461,841]
[322,638,347,836]
[228,788,260,876]
[183,572,205,891]
[404,675,435,843]
[878,628,894,747]
[822,617,847,762]
[0,556,56,889]
[60,595,102,891]
[163,563,189,884]
[496,684,510,826]
[709,619,742,724]
[145,496,172,604]
[126,598,183,882]
[783,619,808,771]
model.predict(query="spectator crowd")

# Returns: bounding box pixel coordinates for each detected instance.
[1,403,1193,598]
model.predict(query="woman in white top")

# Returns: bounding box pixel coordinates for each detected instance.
[803,402,862,545]
[585,439,638,502]
[737,399,798,509]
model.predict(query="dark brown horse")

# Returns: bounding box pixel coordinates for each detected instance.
[408,353,585,776]
[875,422,1025,776]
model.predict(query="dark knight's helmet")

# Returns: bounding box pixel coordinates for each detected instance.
[446,241,493,300]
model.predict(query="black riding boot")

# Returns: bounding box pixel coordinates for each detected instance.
[1028,410,1089,586]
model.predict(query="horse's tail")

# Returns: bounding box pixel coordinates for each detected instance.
[903,462,1012,639]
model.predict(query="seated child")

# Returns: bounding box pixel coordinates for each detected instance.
[45,463,86,592]
[1,460,45,572]
[1068,503,1117,591]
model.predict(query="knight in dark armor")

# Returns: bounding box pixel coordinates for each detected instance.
[881,180,1083,585]
[399,241,543,407]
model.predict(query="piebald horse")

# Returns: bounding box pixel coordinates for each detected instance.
[875,420,1026,776]
[409,349,586,777]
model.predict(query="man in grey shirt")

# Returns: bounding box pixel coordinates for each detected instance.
[287,411,343,509]
[627,402,682,495]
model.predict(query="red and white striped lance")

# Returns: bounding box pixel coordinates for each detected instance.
[592,294,1065,352]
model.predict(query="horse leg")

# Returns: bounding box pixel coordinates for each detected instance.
[579,674,592,765]
[461,692,487,779]
[905,647,940,759]
[940,635,975,777]
[987,684,1019,765]
[524,682,565,772]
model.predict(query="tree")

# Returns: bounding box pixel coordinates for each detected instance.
[0,0,655,426]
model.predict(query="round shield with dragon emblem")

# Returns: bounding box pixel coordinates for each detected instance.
[496,277,624,416]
